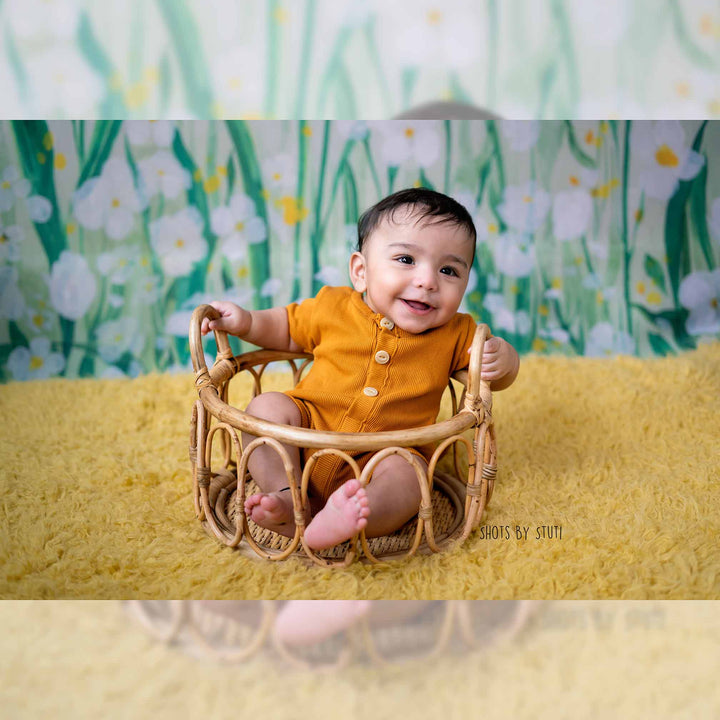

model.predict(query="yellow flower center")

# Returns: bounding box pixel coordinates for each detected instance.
[228,76,242,91]
[404,127,415,138]
[114,334,123,343]
[596,291,604,305]
[636,281,646,295]
[54,153,67,170]
[1,181,10,189]
[175,238,185,248]
[157,169,165,176]
[272,172,281,182]
[538,305,549,317]
[487,223,498,234]
[112,198,120,208]
[118,259,127,267]
[0,234,7,244]
[302,126,313,137]
[647,291,662,305]
[551,277,562,289]
[32,314,44,327]
[30,356,44,370]
[203,175,220,194]
[522,195,532,203]
[711,298,719,309]
[237,266,248,279]
[426,9,443,25]
[569,175,579,186]
[585,130,594,145]
[675,82,691,98]
[532,338,546,352]
[235,221,245,232]
[655,144,679,168]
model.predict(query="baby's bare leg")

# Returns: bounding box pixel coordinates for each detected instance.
[302,454,424,550]
[242,392,308,536]
[363,454,425,537]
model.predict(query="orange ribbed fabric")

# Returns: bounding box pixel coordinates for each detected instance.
[285,286,477,498]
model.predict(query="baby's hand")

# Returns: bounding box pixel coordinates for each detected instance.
[200,301,251,337]
[480,336,519,384]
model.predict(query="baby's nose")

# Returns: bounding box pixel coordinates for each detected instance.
[413,266,437,289]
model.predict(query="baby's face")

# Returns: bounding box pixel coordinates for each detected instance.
[349,209,474,334]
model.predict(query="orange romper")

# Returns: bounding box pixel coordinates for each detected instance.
[285,286,477,500]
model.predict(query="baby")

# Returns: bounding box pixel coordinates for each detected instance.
[201,188,519,550]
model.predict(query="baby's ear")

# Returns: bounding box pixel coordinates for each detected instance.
[348,252,367,293]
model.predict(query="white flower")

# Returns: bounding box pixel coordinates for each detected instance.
[210,193,267,262]
[4,0,80,39]
[335,121,369,142]
[501,121,540,152]
[125,121,176,147]
[587,239,609,260]
[97,246,138,285]
[552,189,593,241]
[261,278,283,297]
[137,275,162,304]
[632,121,705,201]
[165,310,194,337]
[0,222,23,262]
[498,181,551,234]
[264,155,297,192]
[150,208,207,277]
[376,0,484,69]
[6,337,65,381]
[494,232,536,278]
[582,273,602,290]
[211,47,264,117]
[96,317,144,363]
[48,251,97,320]
[585,322,635,357]
[107,292,124,308]
[314,266,344,286]
[138,151,191,200]
[25,47,104,117]
[0,266,25,320]
[679,270,720,336]
[74,158,144,240]
[375,121,442,169]
[490,307,531,335]
[27,195,53,223]
[539,327,570,344]
[482,293,506,314]
[25,299,55,335]
[0,166,31,212]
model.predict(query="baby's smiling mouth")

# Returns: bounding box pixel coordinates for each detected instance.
[401,298,433,313]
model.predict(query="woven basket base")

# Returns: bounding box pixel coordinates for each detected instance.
[201,468,466,563]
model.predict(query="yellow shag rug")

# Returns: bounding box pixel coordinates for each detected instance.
[1,344,718,599]
[1,601,719,719]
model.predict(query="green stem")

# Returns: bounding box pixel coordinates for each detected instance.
[443,121,452,194]
[294,0,317,118]
[486,0,498,110]
[264,0,282,117]
[311,121,331,294]
[292,121,309,301]
[621,120,632,336]
[363,137,382,198]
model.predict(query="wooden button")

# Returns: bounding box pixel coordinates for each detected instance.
[379,318,394,330]
[374,350,390,364]
[363,386,379,397]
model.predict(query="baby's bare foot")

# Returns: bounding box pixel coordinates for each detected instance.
[303,479,370,550]
[274,601,371,647]
[244,492,294,529]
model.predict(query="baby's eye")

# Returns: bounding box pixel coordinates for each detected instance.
[395,255,414,265]
[440,266,460,277]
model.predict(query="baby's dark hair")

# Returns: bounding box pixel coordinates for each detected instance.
[357,188,477,259]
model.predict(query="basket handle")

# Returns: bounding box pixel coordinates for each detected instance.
[189,304,235,377]
[464,323,492,420]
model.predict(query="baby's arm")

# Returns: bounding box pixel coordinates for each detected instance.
[200,301,302,353]
[481,336,519,391]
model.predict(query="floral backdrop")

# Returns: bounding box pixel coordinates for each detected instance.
[0,119,718,382]
[0,0,718,120]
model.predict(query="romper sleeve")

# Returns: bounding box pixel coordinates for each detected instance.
[450,313,481,373]
[285,286,328,353]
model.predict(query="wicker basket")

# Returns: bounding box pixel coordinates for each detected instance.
[189,304,497,566]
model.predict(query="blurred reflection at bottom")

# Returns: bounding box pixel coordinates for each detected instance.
[2,601,718,718]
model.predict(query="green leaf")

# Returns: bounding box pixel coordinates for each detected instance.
[155,0,214,117]
[8,321,28,349]
[663,121,708,304]
[647,333,674,356]
[10,121,67,266]
[76,11,125,115]
[4,25,28,104]
[564,120,597,169]
[643,254,667,293]
[419,169,436,191]
[689,157,715,270]
[633,304,696,351]
[400,68,419,109]
[77,120,123,187]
